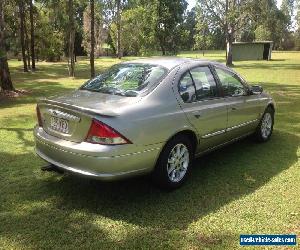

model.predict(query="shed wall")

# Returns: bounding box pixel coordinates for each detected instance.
[232,43,265,61]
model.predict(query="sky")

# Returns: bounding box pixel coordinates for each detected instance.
[186,0,283,11]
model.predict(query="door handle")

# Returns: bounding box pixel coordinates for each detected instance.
[192,111,201,119]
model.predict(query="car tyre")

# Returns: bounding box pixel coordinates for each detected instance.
[152,135,194,190]
[254,106,274,142]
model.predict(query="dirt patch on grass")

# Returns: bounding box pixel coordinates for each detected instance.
[0,89,31,100]
[197,233,223,245]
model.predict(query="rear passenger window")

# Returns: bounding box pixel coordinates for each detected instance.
[190,67,217,100]
[178,72,196,103]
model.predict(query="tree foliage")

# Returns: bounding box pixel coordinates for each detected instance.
[110,3,158,56]
[155,0,187,55]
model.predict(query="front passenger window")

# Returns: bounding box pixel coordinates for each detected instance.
[216,68,246,97]
[178,72,196,103]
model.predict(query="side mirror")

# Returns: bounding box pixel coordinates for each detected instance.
[249,85,263,95]
[181,92,190,102]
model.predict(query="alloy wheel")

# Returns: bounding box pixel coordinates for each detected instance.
[261,112,272,139]
[167,143,189,183]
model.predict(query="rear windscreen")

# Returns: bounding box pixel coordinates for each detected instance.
[81,63,168,97]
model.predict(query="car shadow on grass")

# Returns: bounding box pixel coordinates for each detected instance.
[0,129,298,248]
[57,130,296,230]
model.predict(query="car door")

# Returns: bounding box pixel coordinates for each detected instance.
[177,65,228,151]
[214,66,262,140]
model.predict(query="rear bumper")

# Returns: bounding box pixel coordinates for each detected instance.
[34,127,161,180]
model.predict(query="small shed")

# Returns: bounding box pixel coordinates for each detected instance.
[232,41,273,61]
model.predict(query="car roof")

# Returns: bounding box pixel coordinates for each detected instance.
[122,57,225,70]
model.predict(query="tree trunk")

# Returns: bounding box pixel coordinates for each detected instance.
[19,0,28,72]
[0,57,14,91]
[29,0,35,70]
[116,0,122,59]
[226,29,233,66]
[24,12,31,69]
[0,0,14,91]
[90,0,95,78]
[68,0,75,77]
[225,0,234,66]
[159,37,166,55]
[161,44,166,55]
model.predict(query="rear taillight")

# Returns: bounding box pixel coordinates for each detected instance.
[36,105,43,126]
[85,119,131,145]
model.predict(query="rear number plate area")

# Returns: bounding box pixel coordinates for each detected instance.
[50,116,69,134]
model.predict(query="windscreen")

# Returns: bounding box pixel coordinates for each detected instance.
[80,63,168,97]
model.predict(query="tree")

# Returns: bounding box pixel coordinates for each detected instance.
[180,8,196,50]
[90,0,95,77]
[0,0,14,91]
[109,3,157,56]
[155,0,187,55]
[225,0,234,66]
[24,9,31,69]
[29,0,35,70]
[294,1,300,49]
[224,0,251,65]
[82,2,106,57]
[295,1,300,49]
[244,0,290,49]
[279,0,295,49]
[67,0,75,77]
[255,25,272,40]
[195,0,251,66]
[18,0,28,72]
[116,0,122,59]
[34,7,64,62]
[103,0,128,58]
[194,5,213,53]
[281,0,295,26]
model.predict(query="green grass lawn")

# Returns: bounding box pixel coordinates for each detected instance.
[0,51,299,249]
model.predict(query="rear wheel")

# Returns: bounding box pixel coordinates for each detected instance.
[152,135,194,190]
[254,106,274,142]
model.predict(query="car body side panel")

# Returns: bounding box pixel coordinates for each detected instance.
[224,94,265,140]
[33,59,275,181]
[178,99,229,151]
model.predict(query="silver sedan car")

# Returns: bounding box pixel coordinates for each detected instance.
[34,58,275,189]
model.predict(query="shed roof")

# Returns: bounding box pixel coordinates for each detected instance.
[233,41,273,45]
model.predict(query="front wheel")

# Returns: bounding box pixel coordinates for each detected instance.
[254,106,274,142]
[152,135,194,190]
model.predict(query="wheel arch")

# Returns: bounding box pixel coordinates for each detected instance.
[267,103,275,113]
[159,129,199,157]
[151,129,198,186]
